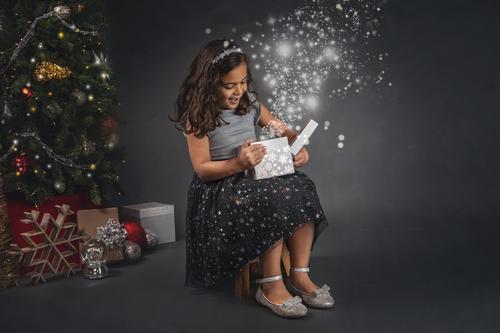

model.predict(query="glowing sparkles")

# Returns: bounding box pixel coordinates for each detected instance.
[324,120,330,130]
[305,96,319,109]
[337,142,344,149]
[227,0,387,138]
[242,32,252,42]
[338,134,345,141]
[276,42,292,58]
[204,27,212,34]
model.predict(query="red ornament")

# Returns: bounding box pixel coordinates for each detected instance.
[11,155,30,175]
[122,221,147,247]
[21,86,33,99]
[101,116,117,134]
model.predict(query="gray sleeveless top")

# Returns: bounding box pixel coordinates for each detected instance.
[207,93,261,161]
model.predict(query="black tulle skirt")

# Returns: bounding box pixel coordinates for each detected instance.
[185,169,329,288]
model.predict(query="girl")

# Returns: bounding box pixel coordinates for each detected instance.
[170,39,333,318]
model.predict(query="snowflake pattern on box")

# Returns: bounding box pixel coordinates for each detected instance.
[19,204,83,284]
[252,137,295,180]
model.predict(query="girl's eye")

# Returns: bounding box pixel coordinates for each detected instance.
[223,80,247,89]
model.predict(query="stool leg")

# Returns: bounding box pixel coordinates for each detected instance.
[234,264,250,300]
[250,260,260,274]
[242,264,250,297]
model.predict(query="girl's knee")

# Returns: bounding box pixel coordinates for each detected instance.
[268,238,283,250]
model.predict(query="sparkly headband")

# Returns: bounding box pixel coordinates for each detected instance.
[211,46,244,65]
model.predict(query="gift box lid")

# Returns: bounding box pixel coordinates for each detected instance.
[121,202,174,218]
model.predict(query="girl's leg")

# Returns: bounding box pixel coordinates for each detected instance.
[287,223,319,293]
[259,238,294,303]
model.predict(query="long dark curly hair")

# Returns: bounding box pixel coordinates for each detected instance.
[169,39,258,138]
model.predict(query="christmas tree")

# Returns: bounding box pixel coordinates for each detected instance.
[0,1,125,206]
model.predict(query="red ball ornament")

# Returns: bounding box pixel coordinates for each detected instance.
[122,221,147,247]
[101,116,117,134]
[21,86,33,99]
[11,155,30,175]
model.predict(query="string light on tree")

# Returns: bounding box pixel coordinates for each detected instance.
[54,180,65,192]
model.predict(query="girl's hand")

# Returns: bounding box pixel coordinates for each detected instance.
[293,147,309,168]
[267,119,288,137]
[237,139,267,170]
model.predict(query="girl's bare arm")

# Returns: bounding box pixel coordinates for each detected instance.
[186,130,266,182]
[186,133,245,182]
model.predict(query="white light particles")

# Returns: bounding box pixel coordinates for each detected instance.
[227,0,387,126]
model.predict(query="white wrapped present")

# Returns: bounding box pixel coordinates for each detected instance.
[250,137,295,180]
[121,202,175,244]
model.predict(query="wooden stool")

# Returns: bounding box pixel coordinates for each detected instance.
[234,242,291,299]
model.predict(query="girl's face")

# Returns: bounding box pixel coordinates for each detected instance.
[217,61,248,110]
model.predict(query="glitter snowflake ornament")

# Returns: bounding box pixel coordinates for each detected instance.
[96,218,126,248]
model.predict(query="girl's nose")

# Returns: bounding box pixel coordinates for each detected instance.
[235,84,244,95]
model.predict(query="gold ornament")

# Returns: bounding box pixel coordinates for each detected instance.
[34,61,71,82]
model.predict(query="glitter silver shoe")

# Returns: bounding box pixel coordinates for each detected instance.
[255,274,308,318]
[286,267,335,309]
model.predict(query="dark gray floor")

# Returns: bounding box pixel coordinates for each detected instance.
[2,216,499,333]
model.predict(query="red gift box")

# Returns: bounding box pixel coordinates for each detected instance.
[6,192,100,275]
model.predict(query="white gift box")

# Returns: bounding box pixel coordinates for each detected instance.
[121,202,175,244]
[250,137,295,180]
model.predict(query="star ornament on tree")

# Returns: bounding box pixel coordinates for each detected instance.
[19,204,83,284]
[92,50,108,67]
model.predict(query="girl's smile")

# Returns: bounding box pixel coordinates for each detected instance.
[218,62,248,109]
[228,96,240,105]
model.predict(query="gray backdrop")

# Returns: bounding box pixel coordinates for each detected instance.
[106,0,500,263]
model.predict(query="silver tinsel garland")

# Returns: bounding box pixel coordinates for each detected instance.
[0,5,97,78]
[0,131,102,170]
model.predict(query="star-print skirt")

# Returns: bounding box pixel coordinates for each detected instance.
[185,169,329,288]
